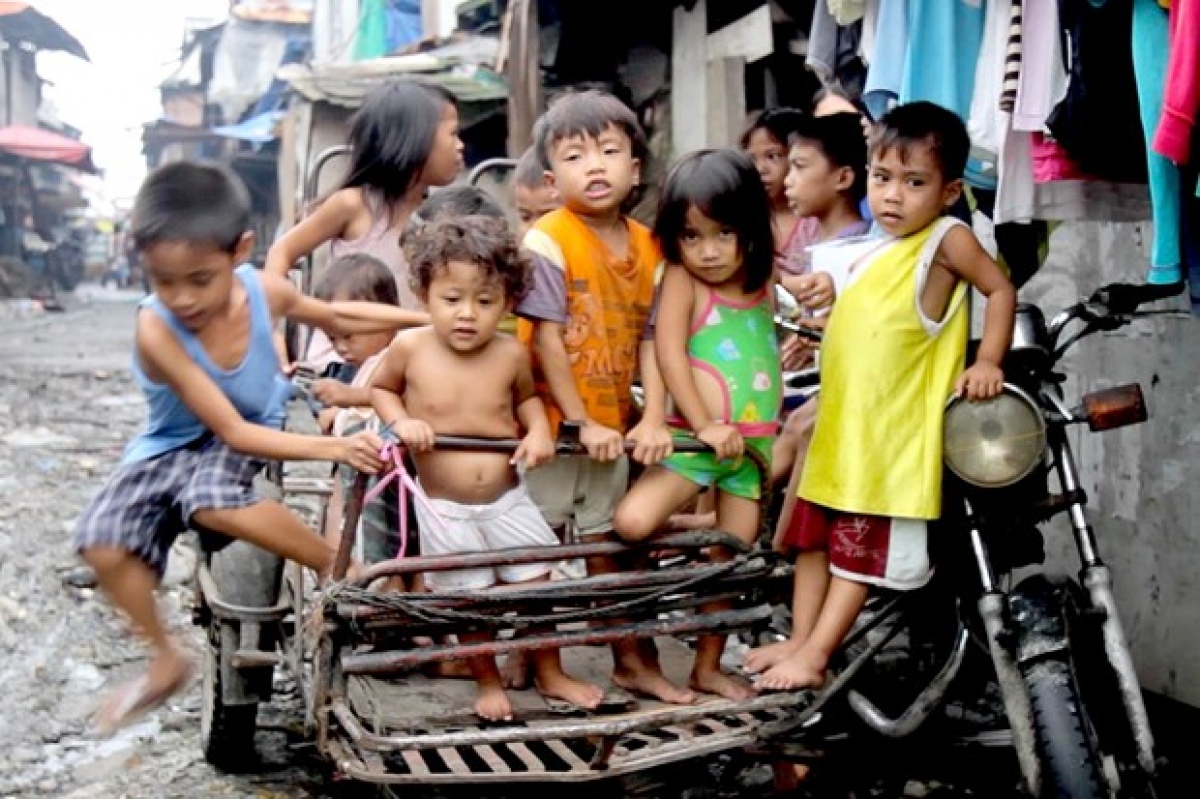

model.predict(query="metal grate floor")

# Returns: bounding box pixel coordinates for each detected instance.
[331,638,802,783]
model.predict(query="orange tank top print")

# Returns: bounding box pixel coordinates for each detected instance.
[519,208,661,434]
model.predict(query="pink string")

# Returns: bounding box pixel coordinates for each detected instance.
[363,441,447,560]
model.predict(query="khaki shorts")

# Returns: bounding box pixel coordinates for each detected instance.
[524,455,629,538]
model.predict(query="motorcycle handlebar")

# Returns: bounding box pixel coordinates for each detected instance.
[1050,280,1185,357]
[1087,280,1184,316]
[776,316,825,342]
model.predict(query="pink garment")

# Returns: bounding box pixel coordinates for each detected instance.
[1031,134,1095,182]
[1152,0,1200,164]
[306,191,417,369]
[778,216,872,276]
[330,192,417,309]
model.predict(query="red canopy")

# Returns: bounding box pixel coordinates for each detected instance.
[0,126,95,171]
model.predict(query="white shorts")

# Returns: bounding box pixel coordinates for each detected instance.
[414,482,560,591]
[524,455,629,537]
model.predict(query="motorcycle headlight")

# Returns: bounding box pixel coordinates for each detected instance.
[944,385,1046,488]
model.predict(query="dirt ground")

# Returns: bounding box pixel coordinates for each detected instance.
[0,288,1120,799]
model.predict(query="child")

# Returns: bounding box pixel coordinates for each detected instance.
[515,89,684,704]
[768,111,873,545]
[74,162,425,733]
[613,149,780,701]
[266,80,464,365]
[740,108,806,264]
[778,112,871,293]
[750,102,1016,690]
[406,184,509,234]
[370,215,605,721]
[305,254,402,566]
[512,145,560,239]
[310,253,400,433]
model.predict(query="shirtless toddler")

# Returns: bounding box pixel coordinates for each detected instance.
[370,215,604,721]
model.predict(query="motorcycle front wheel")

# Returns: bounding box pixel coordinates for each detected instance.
[1024,655,1108,799]
[1011,575,1161,799]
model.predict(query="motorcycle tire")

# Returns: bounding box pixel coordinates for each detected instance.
[1025,656,1108,799]
[199,619,259,770]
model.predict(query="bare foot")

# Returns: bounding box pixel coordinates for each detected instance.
[743,637,803,674]
[475,683,514,721]
[429,659,475,679]
[94,647,194,735]
[758,647,828,692]
[612,664,696,705]
[536,670,605,709]
[501,651,532,690]
[690,667,755,701]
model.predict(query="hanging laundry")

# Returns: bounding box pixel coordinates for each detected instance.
[1134,0,1185,285]
[999,0,1022,113]
[807,1,867,97]
[859,0,880,65]
[354,0,389,61]
[1011,0,1068,133]
[1151,0,1200,166]
[968,0,1014,186]
[828,0,867,26]
[862,0,907,121]
[900,0,985,121]
[1047,0,1148,184]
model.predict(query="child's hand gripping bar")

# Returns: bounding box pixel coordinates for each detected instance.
[423,421,713,456]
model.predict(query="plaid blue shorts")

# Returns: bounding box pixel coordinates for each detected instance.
[74,435,266,579]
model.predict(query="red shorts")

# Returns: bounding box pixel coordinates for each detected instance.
[782,498,932,590]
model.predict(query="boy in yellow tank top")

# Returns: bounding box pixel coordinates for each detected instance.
[749,102,1016,691]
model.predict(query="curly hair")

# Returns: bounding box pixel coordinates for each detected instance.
[403,215,532,302]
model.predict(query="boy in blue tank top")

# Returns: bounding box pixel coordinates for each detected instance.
[74,162,426,735]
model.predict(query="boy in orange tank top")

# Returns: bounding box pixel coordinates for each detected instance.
[515,90,694,704]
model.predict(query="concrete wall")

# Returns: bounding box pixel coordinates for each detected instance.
[1017,221,1200,706]
[0,45,41,126]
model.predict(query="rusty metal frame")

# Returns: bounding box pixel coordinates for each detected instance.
[291,430,795,785]
[335,560,788,627]
[330,689,806,752]
[341,606,769,675]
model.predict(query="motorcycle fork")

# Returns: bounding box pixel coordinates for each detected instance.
[966,498,1043,796]
[1050,430,1157,774]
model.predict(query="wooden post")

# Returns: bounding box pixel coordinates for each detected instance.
[671,2,773,152]
[505,0,540,156]
[671,2,707,157]
[706,57,746,148]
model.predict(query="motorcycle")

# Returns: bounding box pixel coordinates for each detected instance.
[762,280,1183,798]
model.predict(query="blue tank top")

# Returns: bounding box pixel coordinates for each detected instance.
[124,264,291,464]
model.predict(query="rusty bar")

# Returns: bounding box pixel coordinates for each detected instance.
[341,593,755,644]
[332,472,367,581]
[427,432,711,456]
[336,585,768,628]
[341,606,768,674]
[328,690,803,751]
[338,557,773,617]
[352,529,751,585]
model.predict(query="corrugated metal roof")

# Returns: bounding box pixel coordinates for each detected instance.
[278,51,508,107]
[0,2,87,61]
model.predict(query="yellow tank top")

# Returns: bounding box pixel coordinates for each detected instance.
[800,217,968,519]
